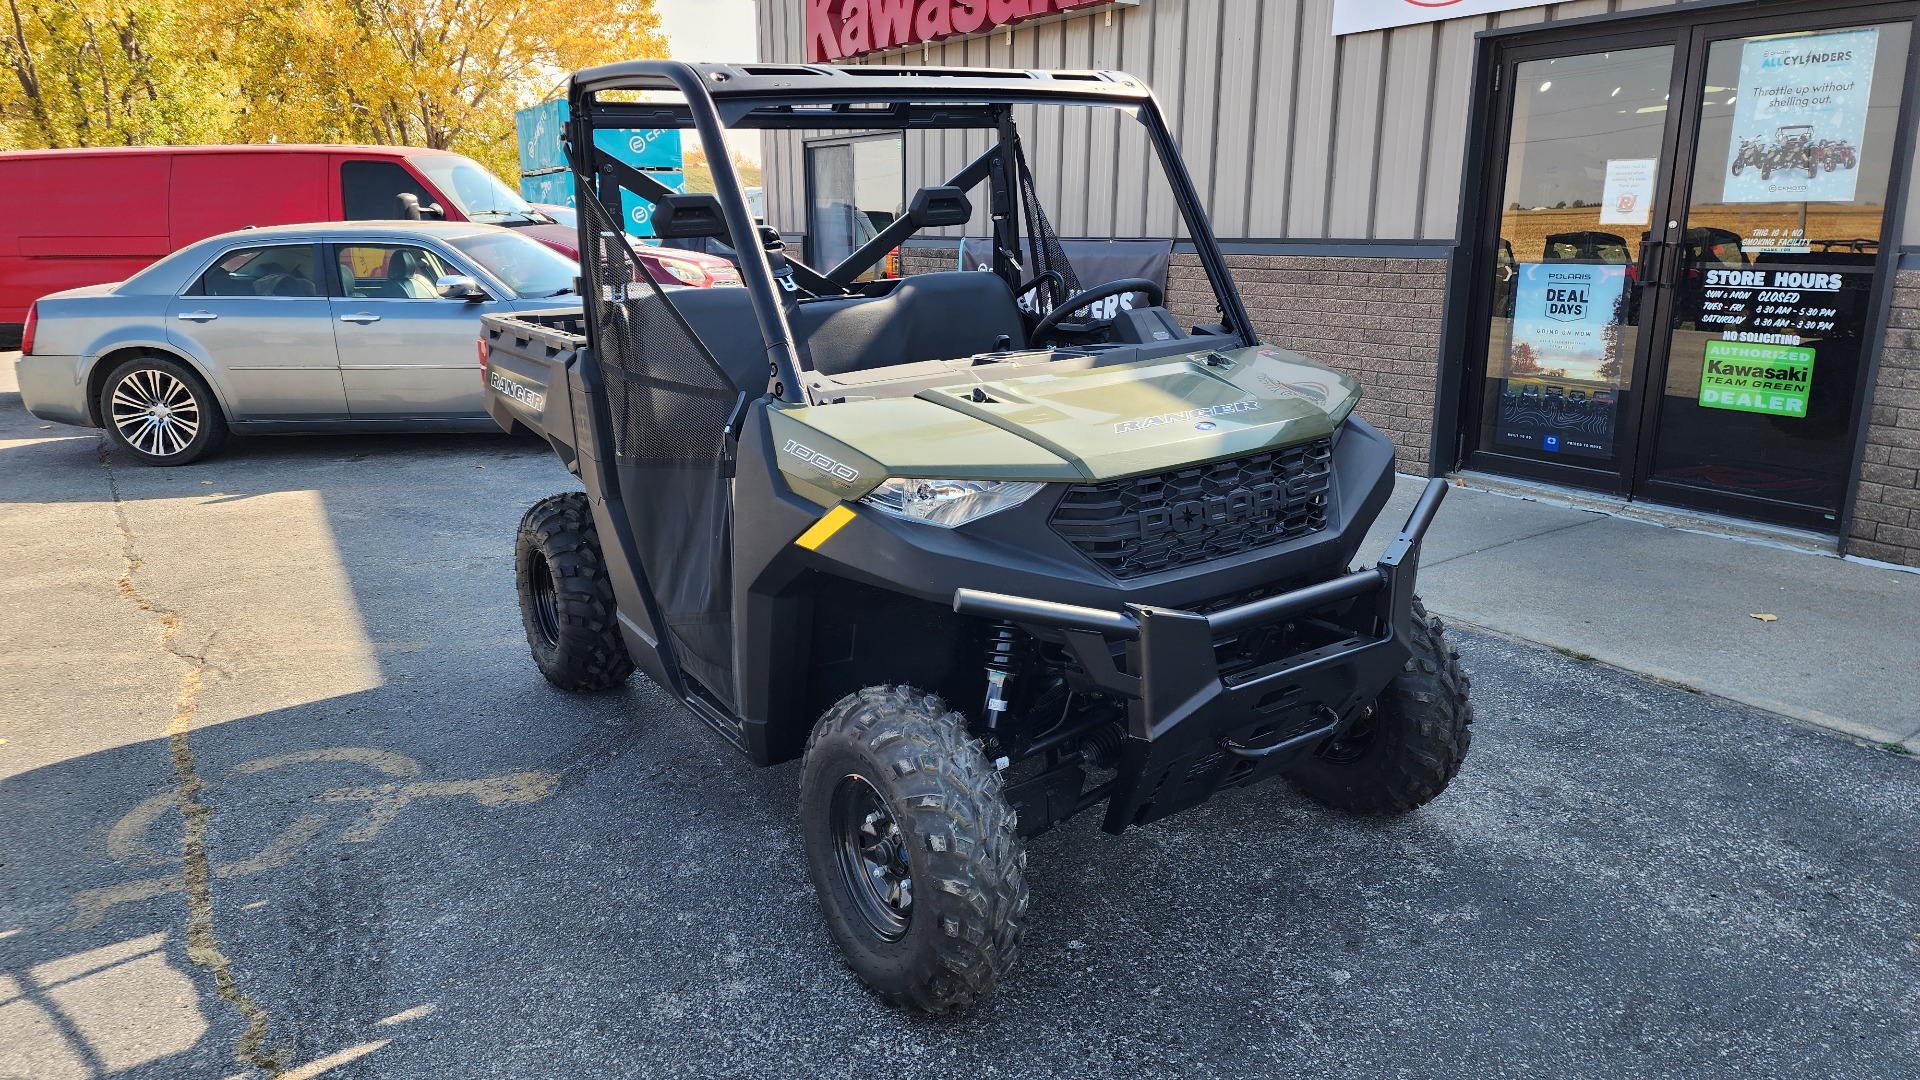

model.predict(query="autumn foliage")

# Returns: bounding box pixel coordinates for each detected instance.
[0,0,668,180]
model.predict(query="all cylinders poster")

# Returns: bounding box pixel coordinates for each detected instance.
[1496,263,1628,459]
[1725,28,1880,204]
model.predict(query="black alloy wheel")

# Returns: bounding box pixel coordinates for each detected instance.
[514,492,635,692]
[800,686,1027,1014]
[830,774,913,941]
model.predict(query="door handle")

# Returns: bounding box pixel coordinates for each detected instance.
[1635,239,1681,289]
[176,311,218,322]
[339,313,381,324]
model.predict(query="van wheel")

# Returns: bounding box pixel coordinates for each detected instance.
[98,355,227,466]
[800,687,1028,1014]
[515,492,634,692]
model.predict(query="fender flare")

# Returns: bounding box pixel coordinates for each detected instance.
[83,334,238,428]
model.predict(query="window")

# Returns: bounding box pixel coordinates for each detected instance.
[334,244,456,300]
[341,160,437,220]
[196,244,322,298]
[806,135,904,275]
[405,154,541,223]
[445,231,578,299]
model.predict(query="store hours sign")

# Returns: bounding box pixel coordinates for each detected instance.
[806,0,1137,63]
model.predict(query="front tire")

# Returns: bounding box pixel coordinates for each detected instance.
[98,355,227,466]
[800,686,1027,1014]
[1287,599,1472,815]
[514,492,634,692]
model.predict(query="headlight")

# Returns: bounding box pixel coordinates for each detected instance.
[654,256,708,286]
[860,478,1044,528]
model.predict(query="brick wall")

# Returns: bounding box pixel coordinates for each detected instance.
[900,246,959,278]
[1167,253,1448,474]
[1850,270,1920,568]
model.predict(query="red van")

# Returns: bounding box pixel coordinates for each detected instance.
[0,145,588,344]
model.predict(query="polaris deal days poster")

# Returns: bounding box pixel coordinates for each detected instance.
[1496,263,1629,459]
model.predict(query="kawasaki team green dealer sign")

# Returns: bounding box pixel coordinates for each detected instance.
[1699,341,1815,416]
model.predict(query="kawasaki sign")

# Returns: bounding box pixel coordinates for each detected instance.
[807,0,1138,63]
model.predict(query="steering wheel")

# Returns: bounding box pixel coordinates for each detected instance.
[1029,278,1165,347]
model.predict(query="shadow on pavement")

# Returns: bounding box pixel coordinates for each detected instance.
[4,372,1920,1079]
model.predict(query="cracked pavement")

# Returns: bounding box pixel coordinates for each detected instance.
[3,357,1918,1079]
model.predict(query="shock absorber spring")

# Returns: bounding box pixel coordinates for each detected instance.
[982,620,1019,730]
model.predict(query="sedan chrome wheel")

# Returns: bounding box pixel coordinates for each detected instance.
[109,368,201,459]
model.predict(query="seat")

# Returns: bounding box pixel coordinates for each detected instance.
[383,250,437,298]
[795,272,1026,376]
[655,271,1030,394]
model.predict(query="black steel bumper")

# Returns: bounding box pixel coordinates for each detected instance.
[954,478,1449,834]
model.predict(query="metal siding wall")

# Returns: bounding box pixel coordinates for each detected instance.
[1287,0,1340,237]
[1208,1,1262,238]
[1246,2,1303,236]
[755,0,1920,246]
[1327,26,1385,237]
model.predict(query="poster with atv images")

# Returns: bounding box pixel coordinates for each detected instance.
[1726,29,1878,204]
[1495,264,1628,460]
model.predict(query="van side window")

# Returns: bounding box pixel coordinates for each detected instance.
[341,161,436,220]
[194,245,322,298]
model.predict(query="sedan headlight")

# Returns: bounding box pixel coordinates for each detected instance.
[860,478,1044,528]
[654,255,708,286]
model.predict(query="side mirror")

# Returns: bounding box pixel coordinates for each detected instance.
[396,192,423,220]
[424,202,447,221]
[652,193,729,239]
[435,275,487,301]
[908,186,972,228]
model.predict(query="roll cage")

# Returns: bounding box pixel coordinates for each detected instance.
[560,60,1256,404]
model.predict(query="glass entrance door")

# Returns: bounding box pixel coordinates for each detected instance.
[1640,20,1911,529]
[1463,7,1914,532]
[1467,39,1684,491]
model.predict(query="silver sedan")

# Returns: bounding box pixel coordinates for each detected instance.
[15,221,582,464]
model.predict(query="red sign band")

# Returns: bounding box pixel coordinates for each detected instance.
[806,0,1118,64]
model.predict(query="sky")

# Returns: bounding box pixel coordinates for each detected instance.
[655,0,762,162]
[656,0,760,63]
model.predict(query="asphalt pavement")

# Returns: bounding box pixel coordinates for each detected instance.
[3,357,1918,1079]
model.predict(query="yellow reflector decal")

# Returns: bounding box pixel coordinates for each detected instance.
[795,505,857,551]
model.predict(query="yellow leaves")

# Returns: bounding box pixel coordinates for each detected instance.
[3,0,668,175]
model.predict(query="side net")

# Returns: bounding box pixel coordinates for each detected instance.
[576,190,742,708]
[1015,141,1082,313]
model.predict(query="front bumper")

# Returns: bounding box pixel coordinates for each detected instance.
[14,354,91,428]
[955,478,1449,834]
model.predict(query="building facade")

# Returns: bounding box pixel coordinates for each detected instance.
[753,0,1920,568]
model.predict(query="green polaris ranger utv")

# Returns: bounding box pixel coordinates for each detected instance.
[482,61,1472,1013]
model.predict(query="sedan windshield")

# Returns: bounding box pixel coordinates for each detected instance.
[447,231,579,298]
[409,154,544,224]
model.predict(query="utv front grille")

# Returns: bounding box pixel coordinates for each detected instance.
[1049,439,1333,579]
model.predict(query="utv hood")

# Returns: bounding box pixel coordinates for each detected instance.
[768,345,1362,506]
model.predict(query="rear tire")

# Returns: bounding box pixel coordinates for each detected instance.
[1287,599,1472,815]
[800,686,1027,1014]
[98,355,227,466]
[514,492,634,692]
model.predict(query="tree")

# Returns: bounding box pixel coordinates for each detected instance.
[1509,341,1541,377]
[225,0,667,181]
[1,0,226,148]
[3,0,669,183]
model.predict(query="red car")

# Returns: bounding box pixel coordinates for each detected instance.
[0,145,727,346]
[531,204,739,289]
